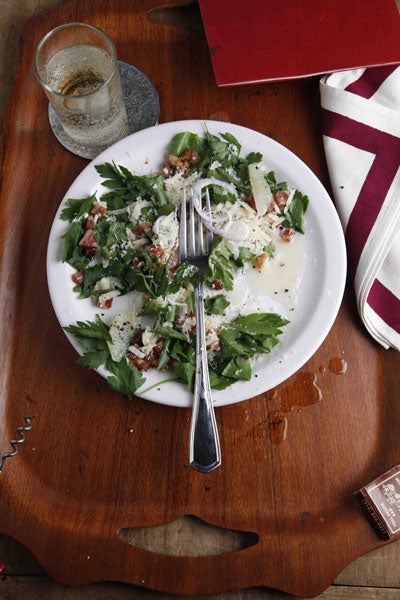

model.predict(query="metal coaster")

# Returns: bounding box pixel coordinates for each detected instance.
[48,61,160,160]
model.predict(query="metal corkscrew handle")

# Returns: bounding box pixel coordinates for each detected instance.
[0,414,37,473]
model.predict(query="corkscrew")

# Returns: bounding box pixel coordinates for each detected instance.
[0,414,37,473]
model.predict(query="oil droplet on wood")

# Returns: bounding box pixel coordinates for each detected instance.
[328,357,348,374]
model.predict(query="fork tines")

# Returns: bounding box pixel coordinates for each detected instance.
[179,188,212,262]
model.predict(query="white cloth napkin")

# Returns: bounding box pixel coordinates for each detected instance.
[320,66,400,351]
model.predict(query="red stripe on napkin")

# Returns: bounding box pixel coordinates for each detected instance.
[322,109,400,274]
[345,65,398,98]
[321,65,400,349]
[368,280,400,334]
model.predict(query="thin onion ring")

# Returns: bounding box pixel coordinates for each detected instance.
[191,178,248,242]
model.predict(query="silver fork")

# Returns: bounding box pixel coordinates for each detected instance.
[179,188,221,473]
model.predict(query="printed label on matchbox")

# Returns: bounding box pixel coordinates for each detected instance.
[355,465,400,539]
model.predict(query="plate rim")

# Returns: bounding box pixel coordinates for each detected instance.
[46,119,347,407]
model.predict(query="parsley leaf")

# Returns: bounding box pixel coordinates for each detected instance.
[173,263,198,286]
[204,294,230,315]
[219,313,289,365]
[106,358,145,398]
[64,316,111,369]
[266,171,288,194]
[60,194,96,222]
[205,237,234,291]
[62,222,84,264]
[169,132,206,157]
[80,265,109,298]
[154,326,188,341]
[235,152,263,188]
[263,241,276,258]
[282,190,309,233]
[64,316,145,397]
[95,162,169,210]
[230,313,290,335]
[205,130,239,165]
[222,355,252,381]
[221,132,241,154]
[170,360,196,391]
[232,247,256,268]
[208,368,235,390]
[64,315,110,343]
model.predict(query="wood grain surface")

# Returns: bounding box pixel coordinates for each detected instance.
[1,1,400,599]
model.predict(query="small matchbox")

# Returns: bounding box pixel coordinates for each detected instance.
[355,465,400,540]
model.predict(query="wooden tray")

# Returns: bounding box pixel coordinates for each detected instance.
[1,0,399,596]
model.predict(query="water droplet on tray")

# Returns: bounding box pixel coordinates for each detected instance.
[267,411,288,445]
[280,372,322,412]
[262,371,323,444]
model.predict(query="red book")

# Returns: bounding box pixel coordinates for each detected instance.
[198,0,400,86]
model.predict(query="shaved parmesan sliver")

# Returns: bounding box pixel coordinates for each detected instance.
[248,163,273,216]
[108,309,139,362]
[223,220,250,239]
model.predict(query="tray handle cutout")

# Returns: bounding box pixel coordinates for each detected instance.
[118,515,259,557]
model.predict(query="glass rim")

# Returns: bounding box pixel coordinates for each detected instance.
[33,22,118,99]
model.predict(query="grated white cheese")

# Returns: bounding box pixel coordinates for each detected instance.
[164,286,191,306]
[127,197,151,223]
[141,327,160,355]
[93,276,123,292]
[205,314,224,334]
[180,314,196,338]
[164,171,200,206]
[152,211,179,253]
[126,229,148,250]
[205,326,221,350]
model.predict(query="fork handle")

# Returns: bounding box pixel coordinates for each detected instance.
[189,281,221,473]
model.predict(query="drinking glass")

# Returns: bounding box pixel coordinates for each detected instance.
[34,23,131,157]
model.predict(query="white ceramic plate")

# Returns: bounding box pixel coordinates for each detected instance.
[47,120,346,407]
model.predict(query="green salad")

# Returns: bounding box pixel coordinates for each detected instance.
[61,129,309,398]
